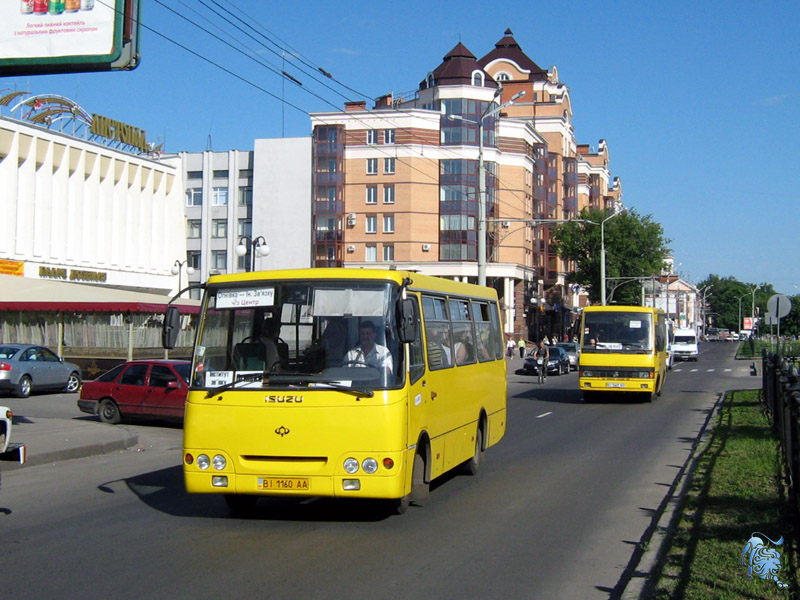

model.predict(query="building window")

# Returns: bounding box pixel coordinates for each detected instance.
[213,170,229,179]
[367,158,378,175]
[186,188,202,207]
[212,187,228,206]
[383,215,394,233]
[187,251,201,270]
[383,185,394,204]
[238,169,253,179]
[384,129,395,144]
[471,71,483,86]
[327,187,336,202]
[238,218,252,237]
[496,72,510,82]
[366,215,377,234]
[366,185,377,204]
[187,219,201,238]
[211,250,227,271]
[367,130,378,145]
[186,171,202,180]
[365,245,377,262]
[384,158,395,174]
[212,219,227,238]
[382,244,394,262]
[238,186,252,206]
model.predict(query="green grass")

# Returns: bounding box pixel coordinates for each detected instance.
[738,339,800,360]
[645,390,798,599]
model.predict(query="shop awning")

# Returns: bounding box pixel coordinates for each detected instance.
[0,274,201,313]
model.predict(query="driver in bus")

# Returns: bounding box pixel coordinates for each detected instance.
[342,320,393,374]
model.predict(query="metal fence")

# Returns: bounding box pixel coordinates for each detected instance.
[761,348,800,513]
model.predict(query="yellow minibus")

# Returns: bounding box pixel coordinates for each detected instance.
[578,305,668,402]
[163,268,507,514]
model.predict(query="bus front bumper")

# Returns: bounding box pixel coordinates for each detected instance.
[580,378,656,392]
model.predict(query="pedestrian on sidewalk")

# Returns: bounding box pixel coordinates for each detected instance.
[518,337,526,358]
[506,337,515,358]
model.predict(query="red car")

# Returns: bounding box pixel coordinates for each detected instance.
[78,360,190,424]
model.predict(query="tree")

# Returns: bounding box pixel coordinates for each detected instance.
[696,275,774,332]
[551,207,671,305]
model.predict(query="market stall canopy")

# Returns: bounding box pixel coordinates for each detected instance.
[0,274,201,313]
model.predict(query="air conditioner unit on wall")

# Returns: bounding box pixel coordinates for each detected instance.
[347,213,356,226]
[422,244,431,252]
[347,245,355,252]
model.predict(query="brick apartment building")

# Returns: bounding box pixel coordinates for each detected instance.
[310,30,622,340]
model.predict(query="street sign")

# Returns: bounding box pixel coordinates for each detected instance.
[767,294,791,319]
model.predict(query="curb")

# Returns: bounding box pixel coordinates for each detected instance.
[619,392,726,599]
[0,429,139,472]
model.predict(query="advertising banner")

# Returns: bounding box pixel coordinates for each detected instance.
[0,0,137,74]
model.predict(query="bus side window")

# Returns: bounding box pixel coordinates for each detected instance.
[423,296,452,370]
[472,302,495,362]
[407,297,425,383]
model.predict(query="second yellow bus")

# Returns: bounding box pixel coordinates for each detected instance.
[578,305,668,402]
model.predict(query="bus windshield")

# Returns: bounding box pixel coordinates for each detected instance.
[192,280,404,392]
[581,310,653,353]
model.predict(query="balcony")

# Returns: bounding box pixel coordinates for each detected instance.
[314,172,344,186]
[314,141,343,157]
[314,230,343,242]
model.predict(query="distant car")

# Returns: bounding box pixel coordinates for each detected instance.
[78,360,190,424]
[524,345,570,376]
[0,344,82,398]
[555,342,580,370]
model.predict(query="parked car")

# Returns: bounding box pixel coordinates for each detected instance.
[523,345,570,376]
[78,360,191,424]
[555,342,580,370]
[0,344,82,398]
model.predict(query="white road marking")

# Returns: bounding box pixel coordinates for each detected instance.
[536,412,553,419]
[690,369,699,372]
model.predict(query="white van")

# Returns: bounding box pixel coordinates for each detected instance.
[672,328,700,361]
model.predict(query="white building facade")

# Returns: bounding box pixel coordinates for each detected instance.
[0,114,186,295]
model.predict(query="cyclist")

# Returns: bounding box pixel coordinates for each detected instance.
[533,339,550,383]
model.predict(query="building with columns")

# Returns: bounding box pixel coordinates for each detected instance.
[310,30,622,341]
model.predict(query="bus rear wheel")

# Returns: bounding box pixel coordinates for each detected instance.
[461,426,484,476]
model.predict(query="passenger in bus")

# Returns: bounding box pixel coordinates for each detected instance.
[426,326,452,368]
[259,319,283,372]
[342,320,393,374]
[454,332,475,365]
[317,317,349,368]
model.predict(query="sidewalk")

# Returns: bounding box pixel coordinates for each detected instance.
[0,415,139,471]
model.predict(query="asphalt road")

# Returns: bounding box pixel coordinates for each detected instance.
[0,342,749,599]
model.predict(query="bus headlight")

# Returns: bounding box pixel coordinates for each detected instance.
[343,457,359,474]
[197,454,210,470]
[362,458,378,474]
[212,454,227,470]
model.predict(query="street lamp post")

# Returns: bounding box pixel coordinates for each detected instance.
[448,89,525,287]
[236,235,270,272]
[171,259,194,292]
[599,207,626,305]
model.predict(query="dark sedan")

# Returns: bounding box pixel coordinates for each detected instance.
[523,345,571,376]
[78,360,190,424]
[0,344,82,398]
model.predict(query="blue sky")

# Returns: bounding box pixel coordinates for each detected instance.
[2,1,798,294]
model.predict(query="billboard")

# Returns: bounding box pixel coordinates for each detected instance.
[0,0,139,75]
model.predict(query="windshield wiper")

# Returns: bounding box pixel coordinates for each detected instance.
[205,372,375,399]
[297,380,374,399]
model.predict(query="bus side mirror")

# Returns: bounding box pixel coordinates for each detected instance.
[162,306,181,350]
[397,298,418,344]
